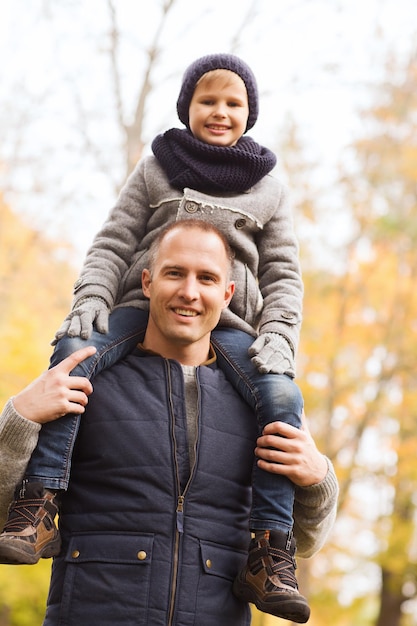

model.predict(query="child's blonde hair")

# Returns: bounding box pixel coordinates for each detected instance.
[195,68,246,91]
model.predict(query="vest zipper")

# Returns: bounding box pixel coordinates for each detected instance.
[166,361,201,625]
[167,496,185,625]
[166,362,187,625]
[176,495,185,533]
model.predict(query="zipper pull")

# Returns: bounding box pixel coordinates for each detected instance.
[286,529,293,551]
[19,479,28,499]
[176,496,184,533]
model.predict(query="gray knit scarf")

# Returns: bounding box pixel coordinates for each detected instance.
[152,128,277,194]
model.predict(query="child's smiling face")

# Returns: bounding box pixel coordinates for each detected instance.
[188,70,249,147]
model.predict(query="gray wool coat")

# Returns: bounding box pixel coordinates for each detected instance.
[73,156,303,353]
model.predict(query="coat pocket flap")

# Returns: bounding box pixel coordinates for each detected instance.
[65,532,154,564]
[199,539,247,581]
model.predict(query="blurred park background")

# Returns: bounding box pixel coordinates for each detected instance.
[1,0,417,624]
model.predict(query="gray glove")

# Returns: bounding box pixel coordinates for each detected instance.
[248,333,295,376]
[52,296,110,344]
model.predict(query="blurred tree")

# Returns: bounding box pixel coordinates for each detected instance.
[0,198,76,402]
[346,51,417,626]
[282,50,417,626]
[0,196,76,624]
[106,0,176,178]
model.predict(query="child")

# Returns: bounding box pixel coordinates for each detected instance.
[0,54,309,623]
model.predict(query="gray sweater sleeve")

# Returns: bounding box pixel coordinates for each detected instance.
[0,399,40,528]
[293,457,339,558]
[71,158,153,309]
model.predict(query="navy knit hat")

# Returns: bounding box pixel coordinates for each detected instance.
[176,53,259,133]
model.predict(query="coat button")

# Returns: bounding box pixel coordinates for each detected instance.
[235,218,246,229]
[205,559,212,569]
[185,201,198,214]
[137,551,147,561]
[71,550,80,559]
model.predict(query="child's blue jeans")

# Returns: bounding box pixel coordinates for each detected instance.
[25,307,303,533]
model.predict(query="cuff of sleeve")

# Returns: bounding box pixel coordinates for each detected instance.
[72,280,114,310]
[258,321,298,355]
[295,457,339,507]
[0,398,41,455]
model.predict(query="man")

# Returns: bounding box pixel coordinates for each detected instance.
[0,221,338,625]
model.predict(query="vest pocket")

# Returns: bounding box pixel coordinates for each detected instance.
[57,533,154,625]
[199,539,246,581]
[193,539,251,626]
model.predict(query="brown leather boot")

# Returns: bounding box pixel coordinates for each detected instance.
[0,481,61,564]
[233,529,310,623]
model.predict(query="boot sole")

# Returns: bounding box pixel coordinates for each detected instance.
[233,578,311,623]
[0,535,61,565]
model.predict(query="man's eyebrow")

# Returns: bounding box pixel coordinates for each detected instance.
[161,264,185,272]
[200,268,220,275]
[161,263,221,278]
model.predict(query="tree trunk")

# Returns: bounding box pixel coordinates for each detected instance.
[374,569,405,626]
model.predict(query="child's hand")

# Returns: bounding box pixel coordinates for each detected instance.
[52,297,110,344]
[248,333,295,376]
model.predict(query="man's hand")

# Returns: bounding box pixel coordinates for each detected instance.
[12,347,97,424]
[52,297,110,344]
[255,412,328,487]
[248,333,295,376]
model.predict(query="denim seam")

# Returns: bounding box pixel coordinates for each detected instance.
[210,335,263,419]
[85,327,147,379]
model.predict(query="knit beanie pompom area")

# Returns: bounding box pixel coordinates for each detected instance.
[176,53,259,133]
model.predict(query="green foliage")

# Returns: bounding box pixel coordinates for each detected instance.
[0,562,51,626]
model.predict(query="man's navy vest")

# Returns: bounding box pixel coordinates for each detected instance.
[44,351,257,626]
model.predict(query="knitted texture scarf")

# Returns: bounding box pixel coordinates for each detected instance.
[152,128,277,194]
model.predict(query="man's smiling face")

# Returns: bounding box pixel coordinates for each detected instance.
[141,224,234,364]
